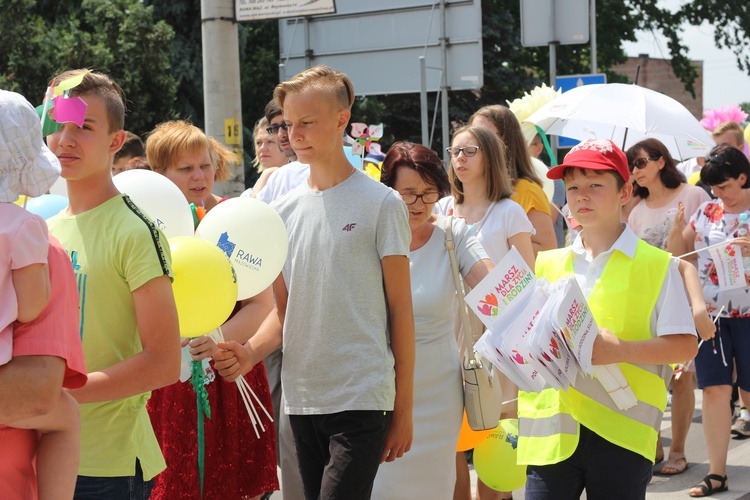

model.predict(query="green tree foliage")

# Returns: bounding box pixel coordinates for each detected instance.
[147,0,279,185]
[0,0,176,136]
[146,1,205,126]
[3,0,748,169]
[680,1,750,74]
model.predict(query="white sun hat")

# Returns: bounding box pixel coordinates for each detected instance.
[0,89,61,203]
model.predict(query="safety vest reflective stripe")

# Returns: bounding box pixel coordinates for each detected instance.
[519,413,578,438]
[633,362,673,384]
[572,372,663,430]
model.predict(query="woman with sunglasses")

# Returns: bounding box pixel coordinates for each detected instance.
[626,139,709,250]
[679,145,750,497]
[436,125,534,500]
[624,139,710,476]
[373,142,493,499]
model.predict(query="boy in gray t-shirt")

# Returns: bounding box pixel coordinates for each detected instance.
[215,66,415,499]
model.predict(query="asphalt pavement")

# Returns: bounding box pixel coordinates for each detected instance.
[271,388,750,499]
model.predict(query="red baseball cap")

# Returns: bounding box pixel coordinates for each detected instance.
[546,139,630,183]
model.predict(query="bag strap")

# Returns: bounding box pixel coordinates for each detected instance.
[444,216,479,355]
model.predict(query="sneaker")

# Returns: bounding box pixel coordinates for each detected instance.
[731,417,750,438]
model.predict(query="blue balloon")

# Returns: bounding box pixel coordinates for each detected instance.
[25,194,69,220]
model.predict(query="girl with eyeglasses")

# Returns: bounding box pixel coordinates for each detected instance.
[438,125,535,269]
[373,141,493,499]
[469,105,557,256]
[436,125,534,500]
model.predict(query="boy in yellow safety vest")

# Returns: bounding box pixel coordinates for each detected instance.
[518,139,698,499]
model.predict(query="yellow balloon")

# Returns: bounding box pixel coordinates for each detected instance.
[169,236,238,338]
[473,419,527,492]
[363,162,382,181]
[687,171,701,186]
[13,195,28,206]
[744,124,750,147]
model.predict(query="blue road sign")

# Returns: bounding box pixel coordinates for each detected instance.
[555,74,607,147]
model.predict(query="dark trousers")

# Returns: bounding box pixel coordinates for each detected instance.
[74,460,153,500]
[525,425,652,500]
[289,410,392,500]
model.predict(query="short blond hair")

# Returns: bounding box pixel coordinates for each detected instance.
[146,120,234,182]
[712,121,744,148]
[273,65,355,111]
[252,117,270,170]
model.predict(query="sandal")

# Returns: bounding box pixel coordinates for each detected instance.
[660,452,688,475]
[655,435,664,464]
[689,474,728,497]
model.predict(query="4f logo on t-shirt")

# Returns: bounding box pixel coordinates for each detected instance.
[342,223,357,231]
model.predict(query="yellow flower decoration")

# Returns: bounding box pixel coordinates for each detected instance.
[507,84,561,146]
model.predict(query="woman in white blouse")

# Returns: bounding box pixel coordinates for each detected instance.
[372,142,492,500]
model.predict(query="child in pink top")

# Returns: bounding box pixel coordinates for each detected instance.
[0,89,82,500]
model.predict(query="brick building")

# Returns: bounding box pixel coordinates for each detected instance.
[612,54,704,120]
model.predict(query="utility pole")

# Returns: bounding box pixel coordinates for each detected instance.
[439,0,450,163]
[202,0,245,197]
[590,0,597,73]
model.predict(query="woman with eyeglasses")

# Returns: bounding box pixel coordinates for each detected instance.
[371,142,493,500]
[436,125,534,500]
[679,145,750,497]
[624,139,710,476]
[469,105,557,255]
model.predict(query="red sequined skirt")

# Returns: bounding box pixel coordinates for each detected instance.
[147,361,278,499]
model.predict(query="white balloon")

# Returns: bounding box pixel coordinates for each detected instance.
[113,169,194,239]
[196,197,288,300]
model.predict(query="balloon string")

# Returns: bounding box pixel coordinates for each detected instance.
[535,125,557,167]
[208,329,273,439]
[190,359,211,494]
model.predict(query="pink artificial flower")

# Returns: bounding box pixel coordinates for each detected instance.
[700,105,748,131]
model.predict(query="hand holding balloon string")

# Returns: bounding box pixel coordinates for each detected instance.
[208,328,272,439]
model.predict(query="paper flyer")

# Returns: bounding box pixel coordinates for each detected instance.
[475,334,529,391]
[554,279,599,375]
[465,246,536,329]
[707,243,746,291]
[527,295,578,390]
[496,290,549,392]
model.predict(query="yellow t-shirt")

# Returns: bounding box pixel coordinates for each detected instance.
[512,178,551,215]
[48,194,172,480]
